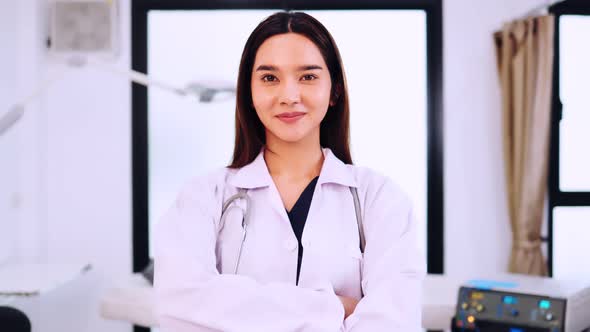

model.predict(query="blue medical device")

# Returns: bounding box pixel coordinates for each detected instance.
[451,276,590,332]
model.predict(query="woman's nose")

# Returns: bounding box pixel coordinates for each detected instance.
[278,81,301,106]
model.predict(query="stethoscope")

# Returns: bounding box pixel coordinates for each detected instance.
[220,189,251,274]
[220,187,365,275]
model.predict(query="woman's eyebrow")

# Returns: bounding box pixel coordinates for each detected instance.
[255,64,324,71]
[297,65,323,71]
[255,65,277,71]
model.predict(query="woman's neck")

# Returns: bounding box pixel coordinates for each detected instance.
[264,132,324,181]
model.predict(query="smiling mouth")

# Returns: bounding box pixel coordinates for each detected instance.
[276,112,306,123]
[277,112,305,118]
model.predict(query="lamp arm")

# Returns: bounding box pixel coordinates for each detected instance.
[84,58,186,96]
[0,58,186,136]
[0,105,24,136]
[0,69,67,136]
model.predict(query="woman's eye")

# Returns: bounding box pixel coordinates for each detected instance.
[262,75,277,82]
[301,74,317,81]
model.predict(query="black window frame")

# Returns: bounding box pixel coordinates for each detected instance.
[132,1,443,330]
[548,0,590,277]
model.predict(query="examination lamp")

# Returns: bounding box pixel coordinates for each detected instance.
[0,56,236,136]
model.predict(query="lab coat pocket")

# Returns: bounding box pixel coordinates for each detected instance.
[327,244,364,299]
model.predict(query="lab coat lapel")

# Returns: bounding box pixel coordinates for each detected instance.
[317,148,358,188]
[227,150,272,189]
[227,148,359,226]
[301,149,357,241]
[228,149,290,223]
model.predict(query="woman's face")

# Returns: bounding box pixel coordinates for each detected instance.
[251,33,332,144]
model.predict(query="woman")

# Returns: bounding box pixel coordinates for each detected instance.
[155,11,425,332]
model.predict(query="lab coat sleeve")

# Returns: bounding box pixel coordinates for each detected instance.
[154,176,345,332]
[342,178,426,332]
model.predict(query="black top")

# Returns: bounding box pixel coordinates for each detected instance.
[286,176,319,285]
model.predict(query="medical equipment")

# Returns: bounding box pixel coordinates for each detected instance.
[220,187,364,274]
[0,56,236,136]
[451,275,590,332]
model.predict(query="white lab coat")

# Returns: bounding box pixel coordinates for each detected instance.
[154,148,425,332]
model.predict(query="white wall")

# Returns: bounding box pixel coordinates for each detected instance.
[42,0,133,329]
[443,0,544,276]
[1,0,49,266]
[0,0,20,264]
[0,0,550,331]
[1,0,132,331]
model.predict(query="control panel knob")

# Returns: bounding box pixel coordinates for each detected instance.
[475,304,485,312]
[545,312,554,321]
[461,302,469,310]
[511,309,519,317]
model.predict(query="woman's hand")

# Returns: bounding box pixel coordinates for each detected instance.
[337,295,360,319]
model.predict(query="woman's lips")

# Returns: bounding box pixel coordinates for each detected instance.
[276,112,306,124]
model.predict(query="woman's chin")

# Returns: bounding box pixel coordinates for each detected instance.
[277,135,307,144]
[271,131,311,144]
[265,123,320,145]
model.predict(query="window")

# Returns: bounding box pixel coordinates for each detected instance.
[146,9,429,255]
[132,0,443,281]
[548,1,590,279]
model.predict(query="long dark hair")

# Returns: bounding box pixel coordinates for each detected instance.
[228,11,352,168]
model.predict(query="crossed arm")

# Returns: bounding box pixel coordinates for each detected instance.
[154,179,424,332]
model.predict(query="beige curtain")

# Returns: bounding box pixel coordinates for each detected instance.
[494,16,555,276]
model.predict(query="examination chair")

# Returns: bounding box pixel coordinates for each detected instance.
[0,306,31,332]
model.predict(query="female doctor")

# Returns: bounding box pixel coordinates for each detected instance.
[154,11,425,332]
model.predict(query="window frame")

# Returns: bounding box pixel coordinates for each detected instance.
[131,2,443,331]
[548,0,590,277]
